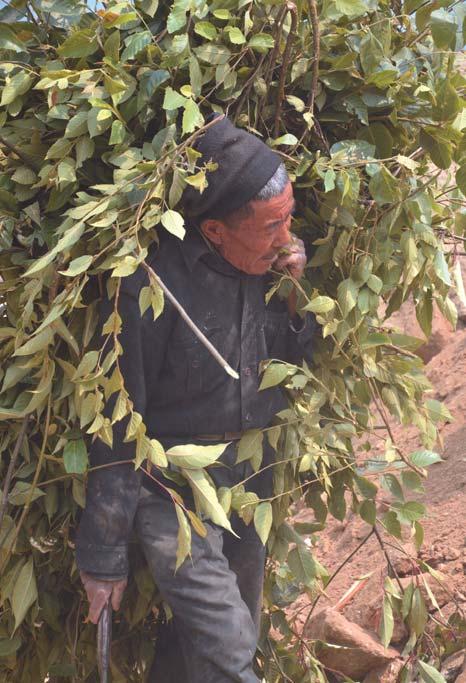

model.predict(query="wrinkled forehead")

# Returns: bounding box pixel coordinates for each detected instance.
[253,182,295,223]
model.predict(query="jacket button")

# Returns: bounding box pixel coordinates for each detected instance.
[192,359,200,368]
[245,412,252,422]
[244,367,252,376]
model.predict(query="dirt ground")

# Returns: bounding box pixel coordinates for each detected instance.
[290,300,466,646]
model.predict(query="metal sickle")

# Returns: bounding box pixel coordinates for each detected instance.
[97,601,112,683]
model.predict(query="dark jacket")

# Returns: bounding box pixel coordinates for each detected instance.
[75,230,315,578]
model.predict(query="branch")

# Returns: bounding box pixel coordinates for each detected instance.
[141,262,239,380]
[0,134,39,170]
[306,0,320,113]
[0,415,31,530]
[373,525,404,592]
[274,2,298,138]
[302,528,375,625]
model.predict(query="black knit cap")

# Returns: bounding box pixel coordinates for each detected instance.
[182,114,282,219]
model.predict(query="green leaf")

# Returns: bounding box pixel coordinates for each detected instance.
[161,209,185,239]
[304,296,335,314]
[270,134,298,146]
[57,29,99,58]
[148,438,168,468]
[104,30,120,62]
[0,636,22,657]
[337,278,358,317]
[409,450,442,468]
[63,439,88,474]
[75,137,95,167]
[12,558,37,632]
[359,499,376,525]
[408,587,428,636]
[456,165,466,197]
[248,33,275,52]
[162,87,187,111]
[259,364,289,390]
[181,468,234,533]
[369,167,400,205]
[0,23,26,52]
[194,21,217,40]
[88,108,113,138]
[425,399,453,423]
[175,504,192,570]
[121,30,152,62]
[59,255,92,276]
[288,546,318,586]
[418,661,447,683]
[166,442,228,469]
[109,119,125,145]
[8,482,45,506]
[139,69,170,99]
[254,502,273,545]
[13,327,54,356]
[379,595,394,648]
[433,79,461,122]
[1,71,33,106]
[420,129,452,170]
[433,250,452,286]
[11,166,37,185]
[182,98,204,134]
[395,501,425,523]
[359,32,385,75]
[430,9,457,50]
[333,0,368,18]
[381,473,404,501]
[224,26,245,44]
[46,137,74,160]
[236,430,264,465]
[65,111,89,138]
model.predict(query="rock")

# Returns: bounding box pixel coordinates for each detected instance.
[399,572,453,609]
[367,602,409,645]
[441,651,466,682]
[456,668,466,683]
[363,659,405,683]
[304,607,399,679]
[389,541,420,577]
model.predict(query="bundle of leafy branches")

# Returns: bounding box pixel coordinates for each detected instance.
[0,0,465,680]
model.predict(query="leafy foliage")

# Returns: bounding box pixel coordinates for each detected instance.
[0,0,465,680]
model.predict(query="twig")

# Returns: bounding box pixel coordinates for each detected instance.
[334,575,372,612]
[306,0,320,113]
[141,262,239,380]
[0,415,30,530]
[234,53,266,124]
[373,525,404,592]
[0,135,38,170]
[302,529,375,625]
[255,6,287,129]
[0,396,51,574]
[274,2,297,138]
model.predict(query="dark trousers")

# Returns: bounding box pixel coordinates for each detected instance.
[136,440,274,682]
[135,487,265,683]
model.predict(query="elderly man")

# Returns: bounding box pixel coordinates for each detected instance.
[76,116,314,682]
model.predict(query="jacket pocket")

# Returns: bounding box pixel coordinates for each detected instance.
[263,310,289,359]
[172,323,225,396]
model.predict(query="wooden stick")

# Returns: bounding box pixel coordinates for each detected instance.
[142,263,239,380]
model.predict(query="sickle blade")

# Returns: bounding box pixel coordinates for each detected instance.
[97,602,112,683]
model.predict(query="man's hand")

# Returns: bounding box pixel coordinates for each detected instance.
[80,571,127,624]
[274,235,306,280]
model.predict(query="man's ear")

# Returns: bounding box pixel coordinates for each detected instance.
[199,218,225,246]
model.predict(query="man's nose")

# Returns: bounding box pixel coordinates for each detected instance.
[272,224,291,248]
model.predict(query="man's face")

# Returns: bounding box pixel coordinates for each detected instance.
[201,182,295,276]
